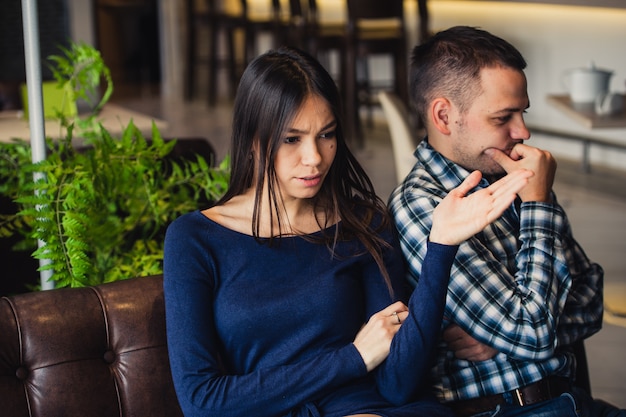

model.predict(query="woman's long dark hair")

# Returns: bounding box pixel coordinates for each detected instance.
[216,46,393,288]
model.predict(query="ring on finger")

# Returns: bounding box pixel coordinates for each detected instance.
[392,311,401,324]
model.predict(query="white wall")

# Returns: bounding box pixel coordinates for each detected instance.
[426,1,626,170]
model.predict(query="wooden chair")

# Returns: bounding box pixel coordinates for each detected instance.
[302,0,347,84]
[185,0,283,106]
[278,0,306,51]
[344,0,408,146]
[242,0,287,64]
[417,0,431,44]
[185,0,242,105]
[262,0,346,123]
[378,91,420,183]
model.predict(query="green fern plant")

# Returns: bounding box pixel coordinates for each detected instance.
[0,43,229,289]
[0,140,33,241]
[47,41,113,130]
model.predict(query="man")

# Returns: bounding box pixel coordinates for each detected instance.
[387,26,618,416]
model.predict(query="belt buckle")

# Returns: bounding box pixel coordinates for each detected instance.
[513,388,525,406]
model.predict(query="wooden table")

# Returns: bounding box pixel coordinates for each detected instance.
[0,103,167,143]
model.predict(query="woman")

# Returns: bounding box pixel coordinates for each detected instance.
[163,47,531,417]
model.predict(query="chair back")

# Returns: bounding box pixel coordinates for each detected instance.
[346,0,403,21]
[345,0,405,41]
[287,0,305,18]
[378,91,419,183]
[342,0,408,144]
[240,0,281,20]
[303,0,345,41]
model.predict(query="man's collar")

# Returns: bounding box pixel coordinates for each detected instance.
[417,138,491,191]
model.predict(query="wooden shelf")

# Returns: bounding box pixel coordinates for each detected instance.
[546,94,626,129]
[434,0,626,9]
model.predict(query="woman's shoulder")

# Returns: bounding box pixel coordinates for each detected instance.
[167,209,236,239]
[201,200,255,236]
[168,210,205,230]
[165,210,257,262]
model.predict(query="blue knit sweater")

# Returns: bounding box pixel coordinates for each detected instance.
[164,210,456,417]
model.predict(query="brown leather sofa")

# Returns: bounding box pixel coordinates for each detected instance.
[0,275,183,417]
[0,272,598,417]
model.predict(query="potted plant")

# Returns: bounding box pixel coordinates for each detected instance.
[20,41,113,121]
[0,43,229,290]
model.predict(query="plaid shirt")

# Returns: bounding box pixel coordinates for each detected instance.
[388,139,604,403]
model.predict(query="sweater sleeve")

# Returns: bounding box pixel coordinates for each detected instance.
[163,215,368,417]
[375,241,458,405]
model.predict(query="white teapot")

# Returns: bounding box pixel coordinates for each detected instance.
[563,62,613,104]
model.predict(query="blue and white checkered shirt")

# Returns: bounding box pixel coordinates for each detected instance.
[388,139,604,403]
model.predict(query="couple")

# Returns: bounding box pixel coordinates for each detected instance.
[164,26,612,417]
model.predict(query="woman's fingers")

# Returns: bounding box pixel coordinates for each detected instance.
[430,169,533,245]
[450,170,483,197]
[353,302,409,371]
[488,169,534,198]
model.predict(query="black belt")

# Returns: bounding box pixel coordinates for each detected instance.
[449,376,572,417]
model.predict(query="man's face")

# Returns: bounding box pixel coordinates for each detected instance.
[449,66,530,175]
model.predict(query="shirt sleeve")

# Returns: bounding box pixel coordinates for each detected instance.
[392,187,603,363]
[529,200,604,347]
[163,216,368,417]
[375,241,459,405]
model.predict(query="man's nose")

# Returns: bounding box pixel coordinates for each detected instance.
[513,118,531,141]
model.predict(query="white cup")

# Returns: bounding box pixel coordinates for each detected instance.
[563,66,613,104]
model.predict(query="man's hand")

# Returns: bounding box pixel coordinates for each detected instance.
[485,143,556,203]
[443,324,499,362]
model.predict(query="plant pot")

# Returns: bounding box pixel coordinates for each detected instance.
[20,81,77,119]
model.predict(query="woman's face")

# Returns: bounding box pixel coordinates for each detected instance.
[273,94,337,202]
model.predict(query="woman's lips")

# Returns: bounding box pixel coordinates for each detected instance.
[298,174,323,187]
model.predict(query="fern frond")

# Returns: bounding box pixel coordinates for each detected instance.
[0,213,27,238]
[0,43,230,289]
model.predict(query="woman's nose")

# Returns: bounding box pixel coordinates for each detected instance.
[301,140,322,166]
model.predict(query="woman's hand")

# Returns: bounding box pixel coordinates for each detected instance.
[430,169,532,245]
[353,301,408,372]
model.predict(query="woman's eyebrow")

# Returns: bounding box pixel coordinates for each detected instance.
[322,120,338,129]
[286,119,337,134]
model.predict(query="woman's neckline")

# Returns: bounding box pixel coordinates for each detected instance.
[195,210,340,239]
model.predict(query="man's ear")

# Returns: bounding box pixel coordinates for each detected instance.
[431,98,452,135]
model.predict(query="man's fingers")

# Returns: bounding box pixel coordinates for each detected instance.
[442,324,465,342]
[443,324,499,361]
[484,148,516,172]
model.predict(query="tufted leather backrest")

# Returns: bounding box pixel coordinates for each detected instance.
[0,275,183,417]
